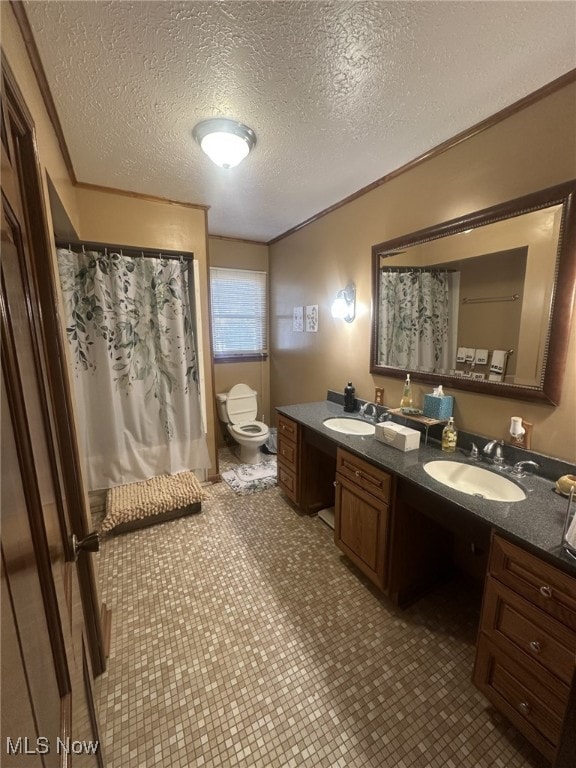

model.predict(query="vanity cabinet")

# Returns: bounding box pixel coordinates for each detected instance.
[277,414,336,514]
[277,414,300,504]
[473,534,576,763]
[334,448,393,591]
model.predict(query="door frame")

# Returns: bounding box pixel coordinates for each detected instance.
[2,54,106,677]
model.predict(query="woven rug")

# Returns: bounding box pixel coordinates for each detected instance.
[221,458,277,495]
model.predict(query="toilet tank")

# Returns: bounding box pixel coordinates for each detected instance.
[215,393,229,422]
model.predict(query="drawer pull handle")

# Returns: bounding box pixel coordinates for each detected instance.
[355,470,362,478]
[539,585,552,598]
[529,640,542,654]
[518,701,531,716]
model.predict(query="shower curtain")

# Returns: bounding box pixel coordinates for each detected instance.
[57,246,210,491]
[378,269,460,372]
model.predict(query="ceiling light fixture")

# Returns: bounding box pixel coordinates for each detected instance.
[192,118,256,169]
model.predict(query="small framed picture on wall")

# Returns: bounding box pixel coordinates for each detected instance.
[293,306,304,332]
[305,305,318,332]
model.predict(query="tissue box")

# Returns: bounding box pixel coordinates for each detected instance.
[375,422,421,452]
[423,393,453,420]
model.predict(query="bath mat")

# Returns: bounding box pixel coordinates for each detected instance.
[102,471,206,534]
[222,458,277,495]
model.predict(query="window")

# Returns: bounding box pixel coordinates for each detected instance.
[210,267,268,362]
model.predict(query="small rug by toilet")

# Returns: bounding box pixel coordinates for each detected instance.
[222,458,277,495]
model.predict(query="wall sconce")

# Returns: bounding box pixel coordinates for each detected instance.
[192,118,256,168]
[331,283,356,323]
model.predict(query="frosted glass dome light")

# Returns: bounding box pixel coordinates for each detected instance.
[193,118,256,169]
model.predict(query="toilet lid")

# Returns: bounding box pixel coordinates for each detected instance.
[226,383,257,424]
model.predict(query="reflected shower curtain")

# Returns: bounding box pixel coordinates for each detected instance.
[57,247,210,490]
[378,269,460,371]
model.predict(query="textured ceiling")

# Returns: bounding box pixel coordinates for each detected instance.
[23,1,576,242]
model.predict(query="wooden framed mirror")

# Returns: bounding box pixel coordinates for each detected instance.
[370,181,576,405]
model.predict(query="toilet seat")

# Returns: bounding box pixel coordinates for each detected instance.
[218,383,270,464]
[230,420,268,439]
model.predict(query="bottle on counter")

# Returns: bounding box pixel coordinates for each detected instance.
[344,382,356,412]
[442,416,458,453]
[400,374,413,409]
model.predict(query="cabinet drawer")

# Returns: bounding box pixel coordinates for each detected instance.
[482,577,576,686]
[277,462,298,503]
[278,432,297,470]
[277,414,298,444]
[491,535,576,631]
[474,635,567,760]
[336,448,392,503]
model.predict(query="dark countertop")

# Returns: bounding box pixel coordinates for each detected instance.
[276,400,576,576]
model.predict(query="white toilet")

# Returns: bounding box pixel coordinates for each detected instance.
[216,383,270,464]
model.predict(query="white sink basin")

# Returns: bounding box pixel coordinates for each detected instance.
[423,460,526,502]
[323,417,375,436]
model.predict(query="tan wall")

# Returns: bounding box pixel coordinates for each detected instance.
[455,250,526,379]
[208,237,270,446]
[2,4,79,231]
[269,83,576,462]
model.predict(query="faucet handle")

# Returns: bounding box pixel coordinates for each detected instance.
[470,442,479,460]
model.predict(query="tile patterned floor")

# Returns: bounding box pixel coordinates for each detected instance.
[94,451,547,767]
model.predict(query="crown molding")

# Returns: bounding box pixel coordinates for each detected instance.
[268,68,576,245]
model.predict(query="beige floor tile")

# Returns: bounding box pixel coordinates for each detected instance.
[94,450,547,767]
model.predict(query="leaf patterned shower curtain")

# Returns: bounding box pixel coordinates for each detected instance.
[378,269,460,372]
[57,247,210,490]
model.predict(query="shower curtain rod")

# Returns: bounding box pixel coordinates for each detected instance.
[55,239,194,262]
[380,266,457,273]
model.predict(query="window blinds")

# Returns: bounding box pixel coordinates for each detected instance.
[210,267,268,359]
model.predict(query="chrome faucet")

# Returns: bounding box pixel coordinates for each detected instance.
[359,402,378,422]
[483,439,506,468]
[510,460,540,477]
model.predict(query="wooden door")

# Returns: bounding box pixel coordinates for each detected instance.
[1,61,104,766]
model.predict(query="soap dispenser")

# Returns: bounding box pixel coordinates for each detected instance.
[344,382,356,412]
[442,417,458,453]
[400,374,413,409]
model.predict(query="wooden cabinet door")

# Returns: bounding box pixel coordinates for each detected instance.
[334,472,389,591]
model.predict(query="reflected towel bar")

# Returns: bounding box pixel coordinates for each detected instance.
[462,293,520,304]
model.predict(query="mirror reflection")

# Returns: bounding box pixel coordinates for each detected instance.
[370,182,576,404]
